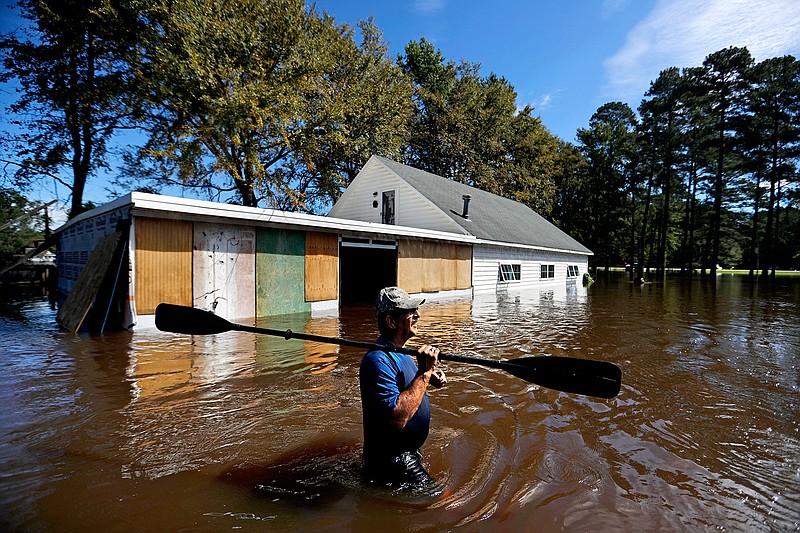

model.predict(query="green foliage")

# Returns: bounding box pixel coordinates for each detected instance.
[0,188,43,257]
[0,0,144,218]
[576,102,639,267]
[551,140,591,241]
[4,3,797,270]
[291,18,414,211]
[132,2,412,212]
[133,0,323,207]
[574,48,799,274]
[744,55,800,275]
[398,39,561,215]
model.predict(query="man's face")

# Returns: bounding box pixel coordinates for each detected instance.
[391,308,420,340]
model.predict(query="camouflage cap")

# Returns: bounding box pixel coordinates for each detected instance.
[375,286,425,316]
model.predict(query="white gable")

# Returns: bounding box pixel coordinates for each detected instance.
[328,156,468,235]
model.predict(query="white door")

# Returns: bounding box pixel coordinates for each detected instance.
[193,223,256,319]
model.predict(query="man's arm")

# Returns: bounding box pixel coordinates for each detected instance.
[390,345,438,429]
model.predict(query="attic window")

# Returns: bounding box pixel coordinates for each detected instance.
[498,263,521,282]
[381,190,395,225]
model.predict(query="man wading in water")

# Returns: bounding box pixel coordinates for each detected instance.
[359,287,447,489]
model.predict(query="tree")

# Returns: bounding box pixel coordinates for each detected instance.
[289,18,414,211]
[503,108,560,216]
[0,0,143,218]
[745,55,800,277]
[133,0,397,211]
[551,140,591,241]
[639,67,685,278]
[398,38,560,214]
[631,111,657,277]
[577,102,639,270]
[133,0,325,208]
[692,47,753,278]
[0,188,44,260]
[399,40,505,187]
[574,48,799,274]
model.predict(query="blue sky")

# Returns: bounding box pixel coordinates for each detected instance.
[317,0,800,141]
[2,0,800,217]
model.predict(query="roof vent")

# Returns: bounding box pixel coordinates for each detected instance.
[462,194,472,219]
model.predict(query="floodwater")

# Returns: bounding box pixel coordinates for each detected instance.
[1,274,798,532]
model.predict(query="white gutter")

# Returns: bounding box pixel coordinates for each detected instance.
[474,238,594,256]
[57,192,478,245]
[55,192,592,255]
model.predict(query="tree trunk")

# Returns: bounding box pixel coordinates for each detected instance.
[710,113,725,283]
[657,114,674,279]
[749,170,762,278]
[68,31,95,219]
[772,178,783,277]
[636,142,656,281]
[762,163,776,278]
[687,168,697,273]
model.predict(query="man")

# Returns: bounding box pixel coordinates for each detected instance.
[359,286,447,488]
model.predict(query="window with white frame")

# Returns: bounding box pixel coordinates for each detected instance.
[498,263,521,282]
[540,264,555,279]
[567,265,580,277]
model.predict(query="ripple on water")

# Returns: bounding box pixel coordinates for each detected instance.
[2,276,799,532]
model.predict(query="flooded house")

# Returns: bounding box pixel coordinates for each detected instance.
[54,156,591,332]
[330,156,592,295]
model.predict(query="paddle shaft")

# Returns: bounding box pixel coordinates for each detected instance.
[154,303,621,398]
[232,322,507,371]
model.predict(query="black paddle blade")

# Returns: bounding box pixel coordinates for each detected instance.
[155,303,234,335]
[503,356,622,399]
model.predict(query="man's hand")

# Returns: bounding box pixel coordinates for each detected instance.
[430,368,447,388]
[416,345,446,387]
[415,344,439,375]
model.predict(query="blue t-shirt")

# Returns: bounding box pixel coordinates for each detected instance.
[359,340,431,465]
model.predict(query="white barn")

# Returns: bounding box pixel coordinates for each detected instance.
[54,156,591,332]
[329,156,593,295]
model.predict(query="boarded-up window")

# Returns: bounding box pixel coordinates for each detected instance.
[193,223,256,320]
[398,239,472,293]
[305,232,339,302]
[135,217,192,315]
[398,239,424,293]
[256,228,310,316]
[455,244,472,289]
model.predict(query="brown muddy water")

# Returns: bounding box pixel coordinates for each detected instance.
[1,274,798,532]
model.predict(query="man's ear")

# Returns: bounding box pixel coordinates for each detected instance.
[384,313,396,330]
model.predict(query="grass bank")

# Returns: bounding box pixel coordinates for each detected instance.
[599,267,799,277]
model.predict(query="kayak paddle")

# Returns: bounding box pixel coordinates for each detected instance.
[155,303,622,399]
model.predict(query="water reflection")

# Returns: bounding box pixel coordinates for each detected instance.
[1,275,798,531]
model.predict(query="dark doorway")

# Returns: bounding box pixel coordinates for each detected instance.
[339,244,397,306]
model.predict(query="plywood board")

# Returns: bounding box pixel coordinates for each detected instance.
[135,218,193,315]
[193,223,256,319]
[398,239,424,293]
[398,239,472,293]
[56,231,122,332]
[305,231,339,302]
[256,228,310,316]
[456,244,472,289]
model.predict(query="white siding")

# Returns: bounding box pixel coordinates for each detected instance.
[329,158,466,235]
[473,244,589,295]
[57,206,129,297]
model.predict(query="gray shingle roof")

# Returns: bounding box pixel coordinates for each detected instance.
[375,156,592,254]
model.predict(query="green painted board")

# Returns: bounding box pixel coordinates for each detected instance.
[256,228,310,316]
